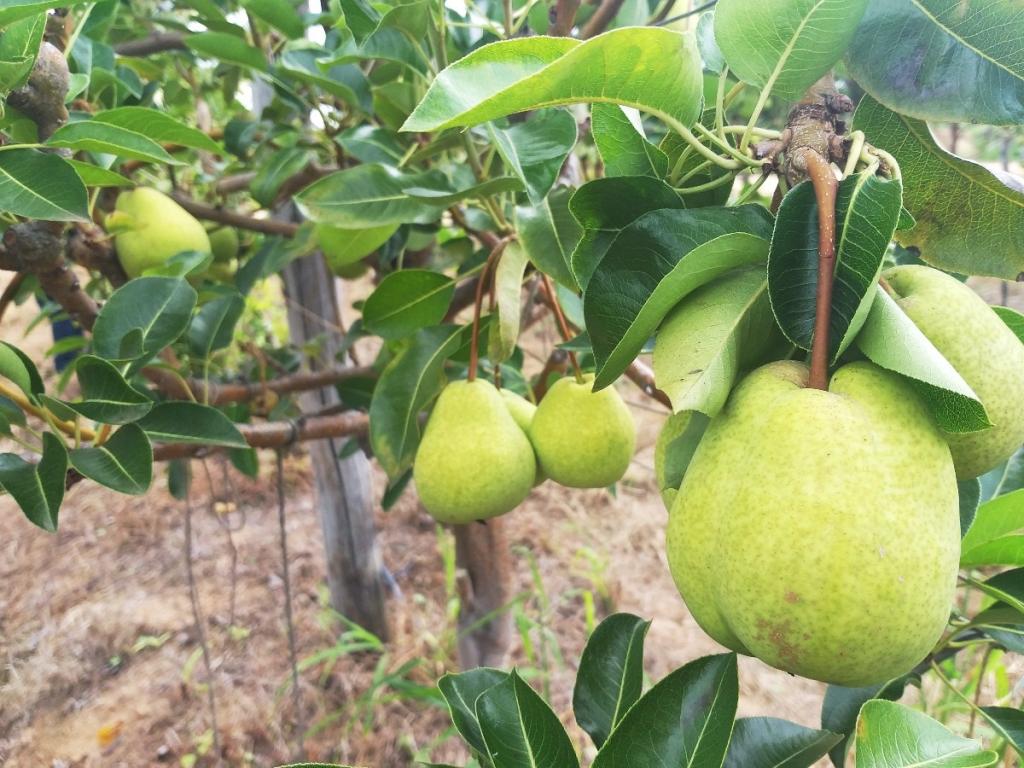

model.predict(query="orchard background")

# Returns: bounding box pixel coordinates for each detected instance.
[1,0,1024,766]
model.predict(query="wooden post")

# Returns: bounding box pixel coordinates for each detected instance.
[454,519,513,668]
[281,248,390,639]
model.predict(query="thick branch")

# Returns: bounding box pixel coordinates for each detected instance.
[171,194,300,237]
[147,365,376,405]
[114,33,187,56]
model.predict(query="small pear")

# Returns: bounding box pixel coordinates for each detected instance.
[500,389,536,431]
[207,225,240,263]
[529,374,636,488]
[884,265,1024,478]
[667,360,959,686]
[111,188,212,279]
[414,379,535,523]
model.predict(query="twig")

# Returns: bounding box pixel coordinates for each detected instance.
[275,450,305,758]
[114,32,187,56]
[657,0,716,26]
[201,459,238,626]
[540,274,583,383]
[550,0,581,35]
[171,194,300,237]
[624,359,672,409]
[803,150,838,390]
[581,0,626,37]
[0,272,27,325]
[468,239,509,382]
[146,365,376,405]
[184,488,223,765]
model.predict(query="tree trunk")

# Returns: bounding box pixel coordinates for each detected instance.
[454,519,513,668]
[282,250,390,639]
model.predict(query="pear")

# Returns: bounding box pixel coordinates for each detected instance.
[317,223,396,276]
[207,225,240,263]
[109,188,212,279]
[529,374,636,488]
[204,258,238,283]
[500,389,536,431]
[884,265,1024,479]
[414,379,535,523]
[667,360,959,686]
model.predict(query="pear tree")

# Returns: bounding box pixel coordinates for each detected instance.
[0,0,1023,764]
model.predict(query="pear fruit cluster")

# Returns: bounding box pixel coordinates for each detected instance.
[414,374,636,524]
[663,264,1024,687]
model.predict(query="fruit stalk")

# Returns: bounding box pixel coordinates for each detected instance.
[541,273,584,384]
[805,150,838,391]
[468,238,509,382]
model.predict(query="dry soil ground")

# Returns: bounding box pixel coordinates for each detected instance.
[1,274,1020,768]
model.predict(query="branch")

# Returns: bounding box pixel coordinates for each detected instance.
[580,0,626,38]
[114,32,187,56]
[624,359,672,409]
[170,194,301,237]
[146,365,376,405]
[152,411,369,460]
[550,0,581,36]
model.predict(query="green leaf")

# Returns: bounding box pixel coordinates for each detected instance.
[0,0,89,27]
[855,286,989,433]
[188,290,245,358]
[979,707,1024,755]
[515,185,581,290]
[854,700,997,767]
[653,267,780,417]
[363,270,455,340]
[0,13,44,94]
[980,445,1024,502]
[295,163,446,228]
[92,277,197,366]
[69,423,152,495]
[0,432,66,531]
[568,176,683,290]
[136,402,247,448]
[47,120,180,164]
[242,0,304,39]
[402,174,523,206]
[847,0,1024,125]
[853,96,1024,280]
[657,411,710,496]
[338,0,380,44]
[402,27,703,136]
[0,149,89,221]
[250,147,310,208]
[67,159,132,187]
[572,613,650,749]
[91,107,221,152]
[476,671,579,768]
[338,125,405,165]
[369,324,466,479]
[959,478,981,539]
[713,0,868,101]
[591,103,668,179]
[593,653,738,768]
[696,10,725,74]
[438,668,510,756]
[278,44,370,110]
[327,26,429,75]
[489,109,577,204]
[65,355,153,424]
[994,305,1024,345]
[488,242,529,365]
[821,678,914,768]
[768,171,903,360]
[0,340,43,398]
[585,205,773,390]
[724,717,842,768]
[186,31,268,71]
[960,489,1024,567]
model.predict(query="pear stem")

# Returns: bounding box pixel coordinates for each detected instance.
[805,150,839,391]
[467,238,509,383]
[541,273,584,384]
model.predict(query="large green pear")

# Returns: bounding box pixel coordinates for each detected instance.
[884,265,1024,479]
[414,379,536,524]
[529,375,636,488]
[667,360,959,687]
[500,389,536,431]
[110,188,212,278]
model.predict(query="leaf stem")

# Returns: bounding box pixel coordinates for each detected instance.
[674,169,736,195]
[842,130,866,178]
[804,150,838,391]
